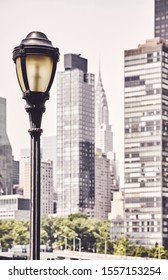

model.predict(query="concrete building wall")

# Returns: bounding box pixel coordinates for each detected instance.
[94,150,111,220]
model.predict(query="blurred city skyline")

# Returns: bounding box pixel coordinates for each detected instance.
[0,0,154,185]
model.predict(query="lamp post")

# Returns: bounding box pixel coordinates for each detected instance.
[73,237,76,251]
[104,238,107,256]
[73,237,81,252]
[61,235,67,250]
[13,31,59,260]
[76,237,81,252]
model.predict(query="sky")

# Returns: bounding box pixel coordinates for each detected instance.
[0,0,154,185]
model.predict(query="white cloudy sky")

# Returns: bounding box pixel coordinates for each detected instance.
[0,0,154,185]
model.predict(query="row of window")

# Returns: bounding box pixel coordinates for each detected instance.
[125,52,161,61]
[125,61,161,72]
[127,227,160,233]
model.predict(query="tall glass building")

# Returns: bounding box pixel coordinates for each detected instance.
[56,54,95,216]
[0,97,13,195]
[124,38,168,248]
[155,0,168,40]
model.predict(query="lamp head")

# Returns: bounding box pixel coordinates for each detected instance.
[13,31,59,103]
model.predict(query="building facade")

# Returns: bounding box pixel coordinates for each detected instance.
[0,194,30,220]
[0,97,13,195]
[94,149,112,220]
[95,68,119,221]
[56,54,95,216]
[41,160,54,216]
[42,136,57,193]
[12,159,19,186]
[19,148,31,198]
[108,191,125,240]
[124,38,168,248]
[155,0,168,40]
[20,148,54,216]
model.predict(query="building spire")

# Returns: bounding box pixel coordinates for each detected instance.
[97,55,104,90]
[95,58,109,125]
[95,58,113,154]
[98,54,102,82]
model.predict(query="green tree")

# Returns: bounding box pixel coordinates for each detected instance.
[13,220,29,245]
[0,220,14,250]
[135,245,148,257]
[67,216,92,251]
[67,214,100,252]
[147,243,168,259]
[56,217,77,250]
[68,213,88,221]
[157,245,168,259]
[94,220,113,254]
[113,237,134,256]
[41,216,62,249]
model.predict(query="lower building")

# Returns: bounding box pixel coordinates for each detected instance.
[12,159,19,186]
[94,150,112,220]
[41,160,54,216]
[19,148,54,216]
[42,136,57,192]
[0,194,30,220]
[94,149,120,221]
[108,191,125,240]
[19,148,30,199]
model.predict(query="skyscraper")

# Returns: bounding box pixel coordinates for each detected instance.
[0,97,13,195]
[42,136,57,192]
[20,148,54,216]
[94,67,119,220]
[155,0,168,40]
[95,69,113,154]
[41,160,53,216]
[12,159,19,186]
[19,148,30,198]
[94,149,112,220]
[124,38,168,249]
[56,54,95,216]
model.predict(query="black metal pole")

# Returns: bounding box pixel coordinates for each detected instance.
[29,128,42,260]
[26,101,45,260]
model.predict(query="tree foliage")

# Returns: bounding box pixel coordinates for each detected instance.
[0,220,14,249]
[0,215,168,259]
[0,219,29,250]
[147,242,168,259]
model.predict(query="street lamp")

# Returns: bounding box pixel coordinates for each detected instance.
[73,237,82,252]
[61,235,68,250]
[104,238,107,256]
[76,237,81,253]
[13,31,59,260]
